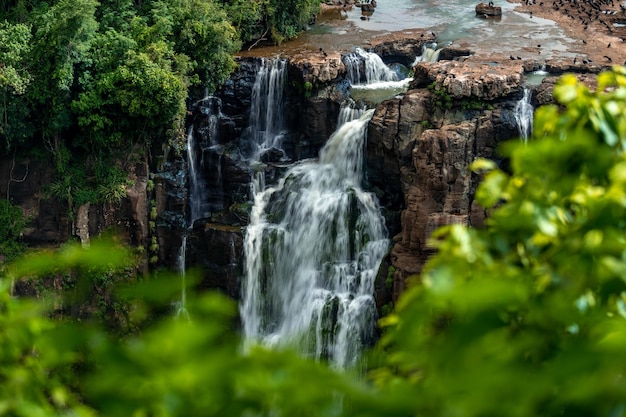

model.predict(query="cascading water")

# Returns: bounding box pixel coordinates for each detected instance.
[337,100,365,127]
[343,47,398,85]
[186,126,209,222]
[178,96,227,318]
[186,96,228,222]
[514,87,533,143]
[412,42,443,64]
[344,49,414,105]
[241,110,388,369]
[245,58,288,159]
[176,235,190,320]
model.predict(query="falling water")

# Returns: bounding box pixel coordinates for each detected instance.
[337,100,365,127]
[245,58,288,158]
[241,110,388,369]
[343,47,398,85]
[515,87,533,143]
[179,97,227,318]
[176,235,190,320]
[412,42,443,65]
[186,126,209,222]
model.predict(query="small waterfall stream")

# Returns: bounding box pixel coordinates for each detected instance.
[186,126,209,222]
[412,42,444,64]
[245,58,288,159]
[337,100,365,127]
[178,97,228,318]
[343,47,398,85]
[515,87,533,143]
[176,235,190,319]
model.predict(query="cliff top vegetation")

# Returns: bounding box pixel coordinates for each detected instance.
[0,0,319,212]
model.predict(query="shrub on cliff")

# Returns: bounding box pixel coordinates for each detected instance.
[218,0,320,45]
[0,200,26,262]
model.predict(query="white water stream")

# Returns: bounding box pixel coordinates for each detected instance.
[343,47,398,85]
[241,110,388,368]
[241,52,394,368]
[514,87,533,143]
[245,58,288,159]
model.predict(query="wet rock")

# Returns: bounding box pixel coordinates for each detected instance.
[0,158,151,251]
[215,58,258,129]
[369,32,437,67]
[367,63,523,300]
[475,2,502,16]
[186,222,244,299]
[0,159,71,245]
[544,58,605,75]
[437,48,473,61]
[260,147,287,163]
[412,61,524,100]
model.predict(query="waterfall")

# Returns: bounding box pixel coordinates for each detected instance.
[343,47,398,85]
[179,96,227,318]
[515,87,533,143]
[241,110,388,369]
[337,100,365,127]
[245,58,288,159]
[412,42,443,65]
[186,126,209,222]
[176,235,190,320]
[185,96,228,222]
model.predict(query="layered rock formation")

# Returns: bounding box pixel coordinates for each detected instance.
[368,60,527,300]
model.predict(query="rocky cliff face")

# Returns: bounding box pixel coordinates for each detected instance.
[368,61,528,301]
[0,158,150,255]
[3,39,579,307]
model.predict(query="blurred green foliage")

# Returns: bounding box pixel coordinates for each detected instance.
[1,239,406,417]
[3,8,626,415]
[0,199,27,262]
[374,66,626,417]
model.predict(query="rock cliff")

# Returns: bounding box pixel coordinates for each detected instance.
[368,60,527,300]
[2,38,591,307]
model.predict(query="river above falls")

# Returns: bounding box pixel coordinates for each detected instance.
[238,0,577,62]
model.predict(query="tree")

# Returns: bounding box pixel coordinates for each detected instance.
[374,66,626,417]
[150,0,240,92]
[216,0,319,46]
[0,21,32,149]
[28,0,98,146]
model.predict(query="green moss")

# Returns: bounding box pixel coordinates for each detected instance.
[427,81,452,110]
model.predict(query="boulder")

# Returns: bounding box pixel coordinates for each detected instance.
[289,51,345,84]
[369,31,437,67]
[475,2,502,16]
[411,61,524,101]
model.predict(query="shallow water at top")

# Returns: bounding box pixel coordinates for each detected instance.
[239,0,576,61]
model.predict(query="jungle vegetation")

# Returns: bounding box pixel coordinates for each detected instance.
[3,2,626,416]
[0,0,319,214]
[2,64,626,415]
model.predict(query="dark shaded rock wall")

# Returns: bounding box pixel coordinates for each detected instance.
[0,158,150,253]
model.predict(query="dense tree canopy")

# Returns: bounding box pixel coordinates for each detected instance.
[0,0,318,213]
